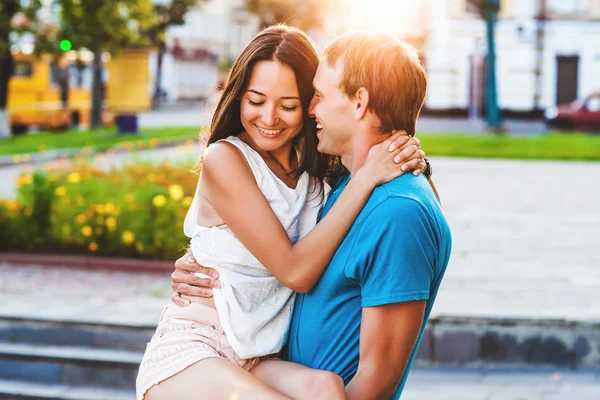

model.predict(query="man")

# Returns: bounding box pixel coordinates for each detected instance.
[172,32,451,399]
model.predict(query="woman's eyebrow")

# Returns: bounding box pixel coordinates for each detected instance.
[247,89,300,100]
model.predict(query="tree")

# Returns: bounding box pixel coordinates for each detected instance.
[145,0,198,108]
[58,0,156,128]
[243,0,327,30]
[0,0,41,138]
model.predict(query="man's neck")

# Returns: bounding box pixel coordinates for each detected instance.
[341,126,390,175]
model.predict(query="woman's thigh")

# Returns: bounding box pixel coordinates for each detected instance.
[250,359,346,400]
[145,357,290,400]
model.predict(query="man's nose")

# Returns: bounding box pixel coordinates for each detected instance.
[261,104,278,126]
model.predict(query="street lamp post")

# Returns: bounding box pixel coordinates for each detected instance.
[469,0,504,132]
[483,0,503,131]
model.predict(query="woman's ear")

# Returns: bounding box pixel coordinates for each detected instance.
[354,88,369,120]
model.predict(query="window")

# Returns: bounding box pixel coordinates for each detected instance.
[12,61,33,77]
[586,95,600,112]
[548,0,588,14]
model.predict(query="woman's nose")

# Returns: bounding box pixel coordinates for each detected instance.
[261,105,279,126]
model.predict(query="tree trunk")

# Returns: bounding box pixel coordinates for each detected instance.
[91,51,104,128]
[0,49,14,138]
[152,42,165,109]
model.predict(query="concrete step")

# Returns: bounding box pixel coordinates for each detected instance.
[0,316,154,352]
[0,378,134,400]
[416,316,600,369]
[0,342,141,389]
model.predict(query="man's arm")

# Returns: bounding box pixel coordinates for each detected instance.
[343,197,439,399]
[345,301,426,400]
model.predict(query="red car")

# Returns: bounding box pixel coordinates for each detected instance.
[545,92,600,132]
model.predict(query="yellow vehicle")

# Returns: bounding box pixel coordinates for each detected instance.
[8,49,151,133]
[8,53,97,133]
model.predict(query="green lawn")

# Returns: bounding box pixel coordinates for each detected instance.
[418,132,600,161]
[0,127,201,156]
[1,127,599,161]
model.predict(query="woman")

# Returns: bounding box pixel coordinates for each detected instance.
[137,25,427,400]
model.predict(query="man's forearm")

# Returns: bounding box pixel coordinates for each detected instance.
[345,363,402,400]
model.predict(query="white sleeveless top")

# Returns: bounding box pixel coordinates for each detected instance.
[183,136,330,359]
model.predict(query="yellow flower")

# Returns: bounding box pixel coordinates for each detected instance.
[22,154,31,163]
[122,231,135,245]
[9,201,21,211]
[23,208,32,217]
[152,194,167,208]
[105,203,116,214]
[95,204,106,214]
[96,216,105,225]
[75,214,86,225]
[55,186,67,196]
[89,242,98,252]
[38,144,47,152]
[168,184,184,201]
[147,173,156,182]
[125,194,134,203]
[75,195,84,205]
[82,225,92,237]
[181,196,193,207]
[19,174,33,186]
[150,138,160,148]
[135,242,144,253]
[12,155,22,164]
[105,216,117,230]
[67,172,81,183]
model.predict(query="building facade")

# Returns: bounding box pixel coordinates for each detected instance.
[424,0,600,115]
[156,0,259,102]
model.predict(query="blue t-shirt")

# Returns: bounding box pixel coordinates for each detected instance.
[287,172,452,399]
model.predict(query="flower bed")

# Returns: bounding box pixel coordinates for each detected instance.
[0,160,200,260]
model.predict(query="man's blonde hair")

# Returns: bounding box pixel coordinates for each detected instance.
[323,32,427,136]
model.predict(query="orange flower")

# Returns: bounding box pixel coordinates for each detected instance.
[55,186,67,196]
[89,242,98,252]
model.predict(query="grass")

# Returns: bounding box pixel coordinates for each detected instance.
[1,126,599,161]
[0,126,201,156]
[418,132,600,161]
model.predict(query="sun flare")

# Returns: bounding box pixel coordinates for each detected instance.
[342,0,424,35]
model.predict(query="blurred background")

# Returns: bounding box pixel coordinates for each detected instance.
[0,1,599,399]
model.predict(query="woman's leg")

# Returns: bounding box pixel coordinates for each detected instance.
[250,359,346,400]
[144,357,291,400]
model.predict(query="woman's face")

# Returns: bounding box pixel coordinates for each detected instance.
[239,60,304,153]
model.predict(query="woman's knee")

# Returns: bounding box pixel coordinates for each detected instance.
[309,370,345,400]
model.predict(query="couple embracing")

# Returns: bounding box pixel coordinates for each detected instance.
[137,24,451,400]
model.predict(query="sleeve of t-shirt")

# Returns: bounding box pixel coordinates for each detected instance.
[344,197,438,308]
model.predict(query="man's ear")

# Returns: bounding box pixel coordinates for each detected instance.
[354,88,369,120]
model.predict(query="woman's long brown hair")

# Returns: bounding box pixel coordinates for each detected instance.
[194,24,342,196]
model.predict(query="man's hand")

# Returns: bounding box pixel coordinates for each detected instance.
[171,249,221,307]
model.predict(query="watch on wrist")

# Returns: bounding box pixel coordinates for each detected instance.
[423,158,432,179]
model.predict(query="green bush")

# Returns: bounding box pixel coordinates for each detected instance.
[1,160,200,260]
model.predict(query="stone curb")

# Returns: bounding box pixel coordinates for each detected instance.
[0,253,172,273]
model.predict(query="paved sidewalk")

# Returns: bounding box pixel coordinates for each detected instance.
[403,368,599,399]
[1,157,600,325]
